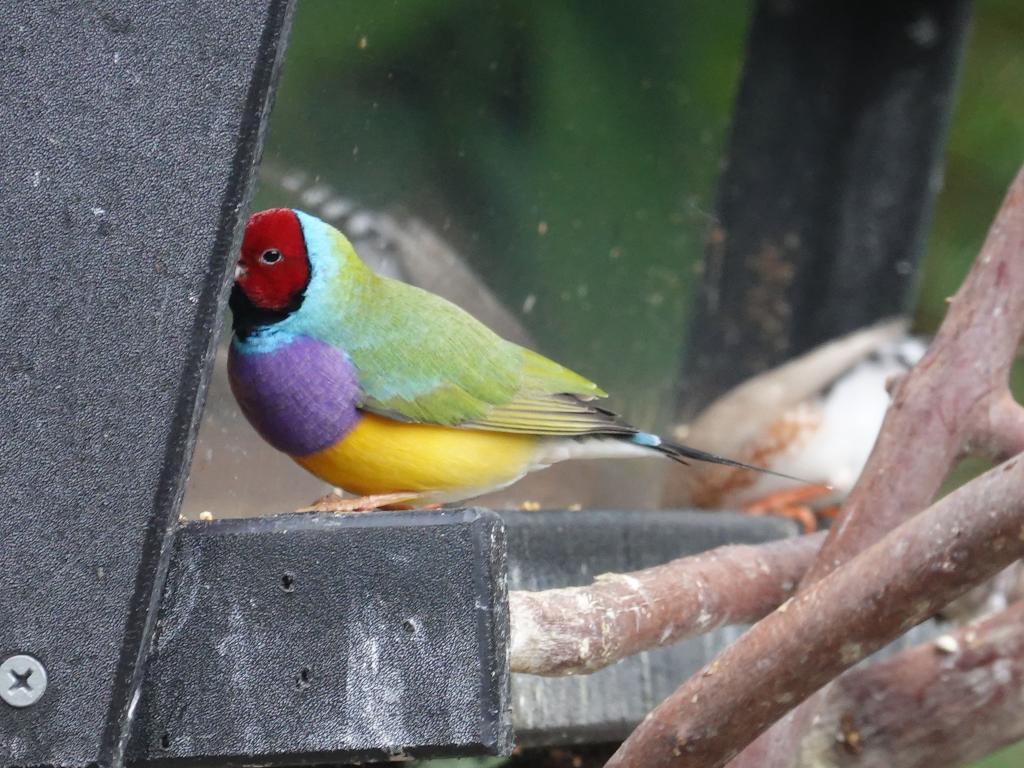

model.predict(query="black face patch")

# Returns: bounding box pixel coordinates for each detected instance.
[229,283,306,340]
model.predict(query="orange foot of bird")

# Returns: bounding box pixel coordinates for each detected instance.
[740,483,834,534]
[297,491,420,513]
[818,504,842,521]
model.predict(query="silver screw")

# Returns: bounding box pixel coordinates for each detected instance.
[0,655,48,708]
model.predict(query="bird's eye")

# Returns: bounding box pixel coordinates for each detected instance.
[260,249,283,265]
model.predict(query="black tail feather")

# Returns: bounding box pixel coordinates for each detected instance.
[654,440,815,486]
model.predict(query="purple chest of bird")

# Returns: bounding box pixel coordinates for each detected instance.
[227,335,360,457]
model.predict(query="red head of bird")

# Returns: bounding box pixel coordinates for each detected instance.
[234,208,311,312]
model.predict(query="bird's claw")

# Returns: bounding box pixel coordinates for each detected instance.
[297,491,420,514]
[740,483,834,534]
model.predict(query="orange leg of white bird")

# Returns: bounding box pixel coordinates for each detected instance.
[740,484,833,534]
[818,504,842,521]
[297,491,421,513]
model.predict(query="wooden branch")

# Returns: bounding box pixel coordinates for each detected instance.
[605,456,1024,768]
[607,166,1024,768]
[805,167,1024,584]
[793,601,1024,768]
[724,164,1024,768]
[973,392,1024,462]
[510,533,822,676]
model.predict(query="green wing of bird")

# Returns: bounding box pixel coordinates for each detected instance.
[343,275,633,436]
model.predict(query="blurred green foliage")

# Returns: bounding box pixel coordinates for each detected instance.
[260,1,1024,765]
[976,741,1024,768]
[918,0,1024,334]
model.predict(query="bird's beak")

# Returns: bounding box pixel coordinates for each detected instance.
[234,263,246,281]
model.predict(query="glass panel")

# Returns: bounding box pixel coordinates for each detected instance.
[183,1,1024,524]
[183,0,749,519]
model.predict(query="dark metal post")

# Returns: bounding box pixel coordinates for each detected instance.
[680,0,971,415]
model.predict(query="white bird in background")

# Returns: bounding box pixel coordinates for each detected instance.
[663,321,927,531]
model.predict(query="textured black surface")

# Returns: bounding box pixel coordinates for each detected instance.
[0,2,292,765]
[501,510,799,745]
[129,509,511,765]
[680,0,969,415]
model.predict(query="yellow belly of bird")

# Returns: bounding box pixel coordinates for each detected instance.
[294,412,537,500]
